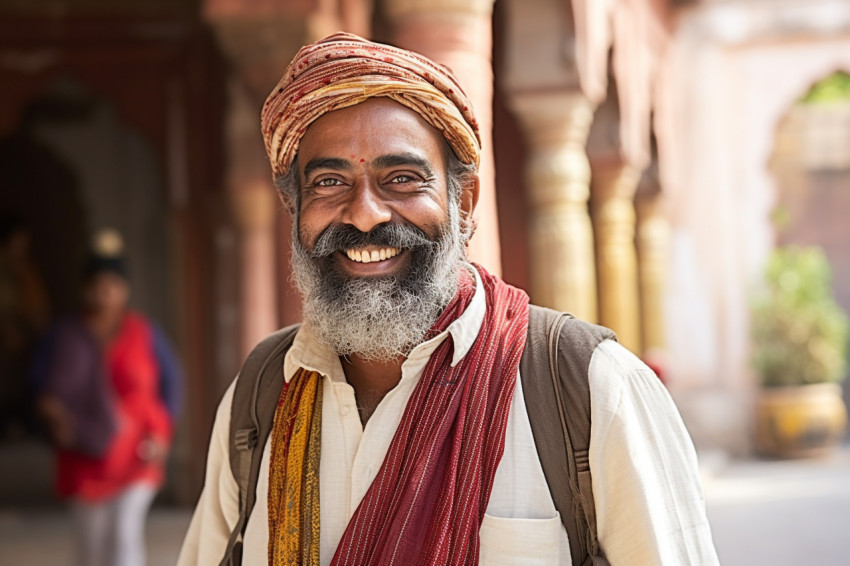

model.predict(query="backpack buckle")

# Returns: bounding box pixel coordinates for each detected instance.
[234,428,258,451]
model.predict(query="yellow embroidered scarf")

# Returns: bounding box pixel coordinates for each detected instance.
[267,368,322,566]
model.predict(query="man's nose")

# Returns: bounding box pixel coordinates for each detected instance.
[340,180,393,233]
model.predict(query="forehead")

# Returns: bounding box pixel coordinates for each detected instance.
[297,98,447,169]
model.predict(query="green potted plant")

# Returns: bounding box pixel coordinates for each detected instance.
[751,245,849,458]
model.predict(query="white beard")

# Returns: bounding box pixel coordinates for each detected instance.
[290,201,467,362]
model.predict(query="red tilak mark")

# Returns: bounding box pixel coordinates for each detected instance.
[359,158,365,163]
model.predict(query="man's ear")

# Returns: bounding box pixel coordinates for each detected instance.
[273,166,299,216]
[460,173,480,219]
[278,191,297,216]
[458,174,479,243]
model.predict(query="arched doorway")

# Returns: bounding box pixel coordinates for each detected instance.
[770,70,850,410]
[0,77,178,504]
[0,13,226,505]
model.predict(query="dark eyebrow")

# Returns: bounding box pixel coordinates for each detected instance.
[302,157,353,180]
[371,153,436,178]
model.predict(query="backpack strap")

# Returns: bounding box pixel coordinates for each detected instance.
[520,305,616,566]
[220,323,301,566]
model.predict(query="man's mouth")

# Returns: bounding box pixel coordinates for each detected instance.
[344,246,402,264]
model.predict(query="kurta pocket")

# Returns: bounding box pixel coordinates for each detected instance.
[478,512,562,566]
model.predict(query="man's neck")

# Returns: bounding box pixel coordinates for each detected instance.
[340,353,405,426]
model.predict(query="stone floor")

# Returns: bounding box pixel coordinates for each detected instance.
[703,445,850,566]
[0,506,190,566]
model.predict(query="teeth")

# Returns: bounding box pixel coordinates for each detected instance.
[345,247,400,263]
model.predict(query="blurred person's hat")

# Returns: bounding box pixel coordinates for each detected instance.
[84,228,127,280]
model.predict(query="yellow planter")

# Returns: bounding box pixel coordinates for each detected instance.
[754,383,847,458]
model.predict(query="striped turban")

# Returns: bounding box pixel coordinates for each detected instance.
[261,32,481,178]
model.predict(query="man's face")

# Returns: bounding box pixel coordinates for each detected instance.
[290,98,476,360]
[296,97,455,275]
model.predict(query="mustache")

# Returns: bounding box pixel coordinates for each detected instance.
[309,223,436,258]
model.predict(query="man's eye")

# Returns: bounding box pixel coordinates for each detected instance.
[389,174,416,184]
[316,178,342,187]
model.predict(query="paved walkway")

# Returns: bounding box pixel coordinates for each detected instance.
[0,506,190,566]
[703,445,850,565]
[2,446,849,565]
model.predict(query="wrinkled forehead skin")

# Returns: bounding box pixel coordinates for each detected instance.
[260,31,482,178]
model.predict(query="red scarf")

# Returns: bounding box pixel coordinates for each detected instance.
[333,266,528,564]
[268,265,530,565]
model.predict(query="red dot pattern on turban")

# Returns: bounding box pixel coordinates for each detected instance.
[261,32,482,178]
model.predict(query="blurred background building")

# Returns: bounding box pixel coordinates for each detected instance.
[0,0,848,506]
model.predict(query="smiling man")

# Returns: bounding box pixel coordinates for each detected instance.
[178,33,718,566]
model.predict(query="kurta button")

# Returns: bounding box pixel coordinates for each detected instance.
[340,406,351,416]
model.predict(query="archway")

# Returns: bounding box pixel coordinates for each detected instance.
[0,78,175,505]
[769,70,850,409]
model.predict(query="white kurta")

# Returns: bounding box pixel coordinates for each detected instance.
[178,271,719,566]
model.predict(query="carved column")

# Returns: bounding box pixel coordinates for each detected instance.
[636,188,669,356]
[591,158,642,352]
[511,92,598,321]
[204,0,323,359]
[385,0,501,274]
[225,79,280,357]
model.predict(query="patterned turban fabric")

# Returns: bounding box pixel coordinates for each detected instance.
[261,32,482,178]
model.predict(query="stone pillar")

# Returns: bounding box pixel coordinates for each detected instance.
[636,189,669,357]
[385,0,501,274]
[511,92,598,321]
[225,79,280,357]
[230,187,278,353]
[204,0,321,359]
[591,158,642,352]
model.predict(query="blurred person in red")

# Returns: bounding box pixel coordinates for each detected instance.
[36,228,182,566]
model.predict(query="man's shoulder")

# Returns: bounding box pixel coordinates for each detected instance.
[590,339,649,376]
[252,323,303,353]
[234,324,303,382]
[587,339,666,418]
[525,304,617,349]
[523,304,649,389]
[527,303,613,328]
